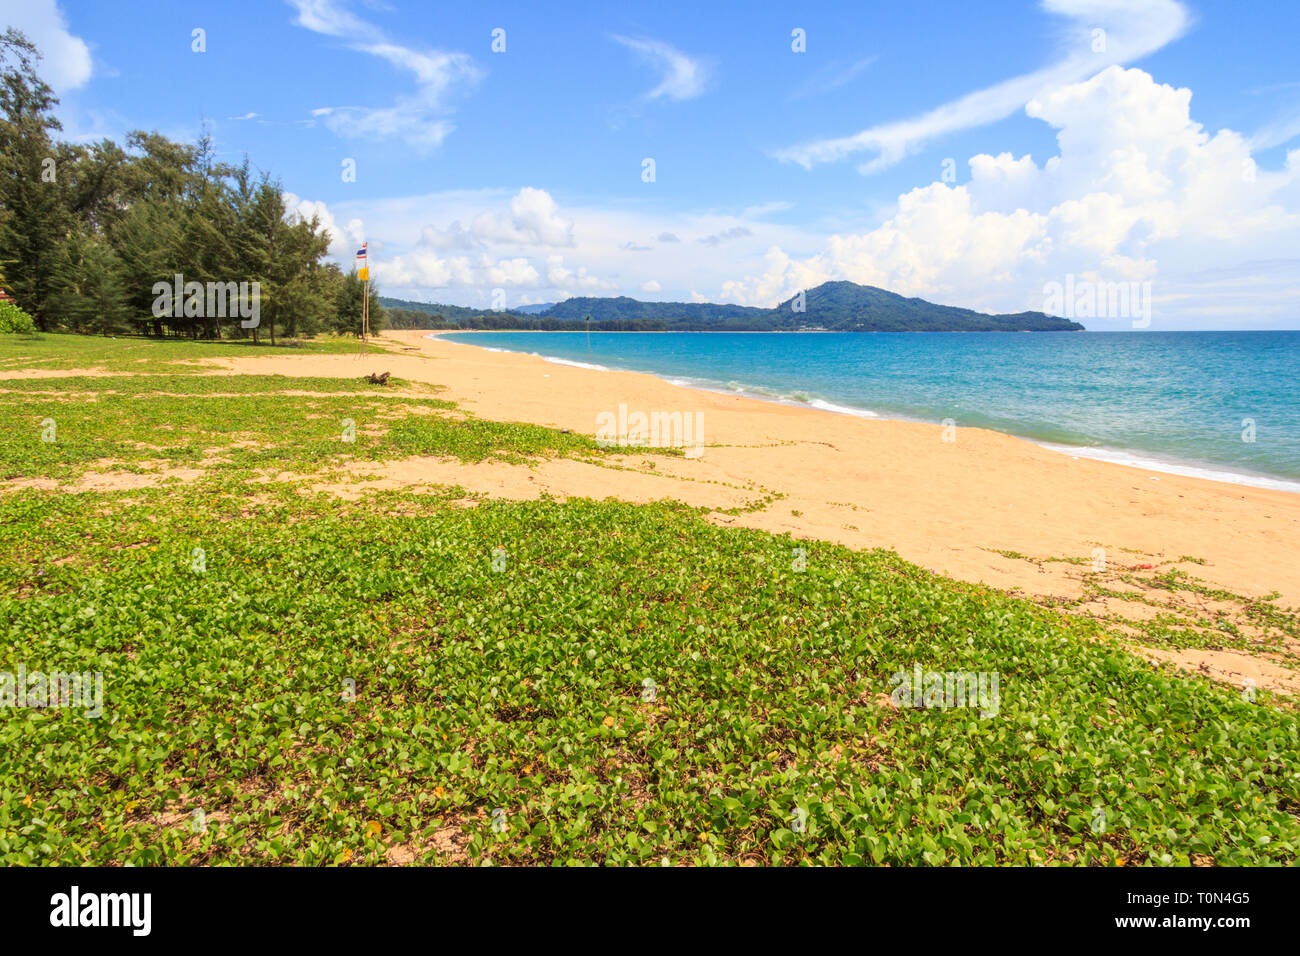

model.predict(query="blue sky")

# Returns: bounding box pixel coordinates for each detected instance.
[8,0,1300,327]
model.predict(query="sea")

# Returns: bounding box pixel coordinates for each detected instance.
[438,330,1300,493]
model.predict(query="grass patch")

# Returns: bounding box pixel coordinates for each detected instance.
[0,332,382,374]
[0,373,603,481]
[0,488,1296,865]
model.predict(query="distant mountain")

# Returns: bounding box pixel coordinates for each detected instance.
[546,282,1083,331]
[378,296,663,332]
[769,281,1083,332]
[511,302,556,314]
[380,283,1084,332]
[379,298,487,324]
[542,296,763,325]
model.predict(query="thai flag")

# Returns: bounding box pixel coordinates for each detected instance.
[355,244,367,261]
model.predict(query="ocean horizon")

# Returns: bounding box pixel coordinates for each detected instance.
[440,329,1300,493]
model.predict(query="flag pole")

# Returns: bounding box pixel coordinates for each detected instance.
[358,241,369,357]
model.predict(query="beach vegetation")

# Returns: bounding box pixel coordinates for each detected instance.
[1,335,1295,866]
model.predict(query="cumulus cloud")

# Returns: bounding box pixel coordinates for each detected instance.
[4,0,92,91]
[418,220,480,251]
[727,67,1300,325]
[470,188,575,247]
[611,35,710,101]
[775,0,1190,174]
[302,184,813,307]
[283,192,366,259]
[310,185,580,275]
[375,251,544,293]
[283,66,1297,326]
[544,255,613,292]
[288,0,480,151]
[290,187,621,304]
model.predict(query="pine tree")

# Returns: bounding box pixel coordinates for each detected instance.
[332,269,386,337]
[1,32,343,339]
[0,29,68,331]
[50,230,131,333]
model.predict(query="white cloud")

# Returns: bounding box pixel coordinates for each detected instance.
[471,188,575,247]
[774,0,1190,174]
[729,67,1300,326]
[289,187,622,303]
[288,0,480,151]
[301,186,816,307]
[787,56,877,101]
[283,192,366,260]
[267,64,1300,326]
[611,35,709,101]
[544,255,611,292]
[418,220,481,251]
[4,0,93,91]
[286,0,372,38]
[1248,110,1300,152]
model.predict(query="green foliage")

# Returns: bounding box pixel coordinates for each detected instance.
[0,336,1293,866]
[0,490,1295,866]
[0,34,341,341]
[332,269,386,337]
[385,306,455,330]
[0,376,608,482]
[49,231,131,334]
[381,297,665,331]
[0,30,66,331]
[0,299,36,334]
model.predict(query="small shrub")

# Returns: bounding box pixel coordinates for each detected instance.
[0,300,37,335]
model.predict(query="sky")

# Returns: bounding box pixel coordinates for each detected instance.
[4,0,1300,328]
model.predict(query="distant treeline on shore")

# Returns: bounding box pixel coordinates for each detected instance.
[384,299,666,332]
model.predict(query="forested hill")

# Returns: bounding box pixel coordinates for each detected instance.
[382,281,1085,332]
[771,281,1085,332]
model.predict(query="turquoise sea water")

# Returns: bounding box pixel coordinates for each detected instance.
[440,331,1300,491]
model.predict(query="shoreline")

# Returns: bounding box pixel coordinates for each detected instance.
[199,329,1300,619]
[431,330,1300,496]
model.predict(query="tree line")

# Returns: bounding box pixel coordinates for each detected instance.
[384,305,666,332]
[0,29,383,341]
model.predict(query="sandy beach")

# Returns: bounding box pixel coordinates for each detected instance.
[208,333,1300,588]
[190,329,1296,691]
